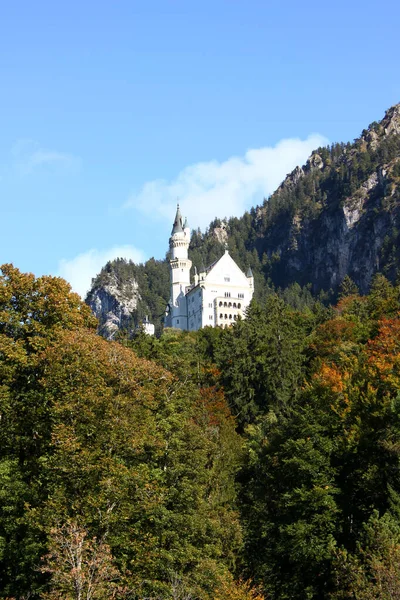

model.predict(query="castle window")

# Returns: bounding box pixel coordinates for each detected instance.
[238,293,244,299]
[220,313,223,319]
[224,277,230,282]
[224,292,231,297]
[208,302,213,308]
[224,302,227,307]
[224,314,228,319]
[177,319,180,324]
[233,302,237,308]
[229,314,232,319]
[209,315,213,320]
[228,302,232,308]
[238,303,241,309]
[219,301,223,307]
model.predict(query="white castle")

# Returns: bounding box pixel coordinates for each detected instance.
[164,205,254,331]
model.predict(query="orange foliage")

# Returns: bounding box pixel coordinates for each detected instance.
[367,316,400,382]
[316,363,346,394]
[213,575,266,600]
[335,294,366,316]
[311,318,357,360]
[197,386,235,427]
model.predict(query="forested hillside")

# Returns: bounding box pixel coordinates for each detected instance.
[190,103,400,296]
[87,103,400,337]
[2,262,400,599]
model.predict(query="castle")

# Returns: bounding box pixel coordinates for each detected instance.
[164,205,254,331]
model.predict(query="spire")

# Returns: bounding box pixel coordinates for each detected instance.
[183,216,190,229]
[246,267,253,278]
[171,204,184,235]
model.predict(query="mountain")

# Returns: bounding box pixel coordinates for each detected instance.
[243,103,400,294]
[86,257,169,338]
[87,103,400,336]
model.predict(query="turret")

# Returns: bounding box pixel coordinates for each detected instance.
[183,216,190,239]
[171,204,184,235]
[169,204,190,260]
[166,205,192,330]
[246,266,254,290]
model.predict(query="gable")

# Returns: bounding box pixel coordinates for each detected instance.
[204,252,249,287]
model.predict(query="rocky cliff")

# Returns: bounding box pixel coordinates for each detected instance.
[86,269,140,339]
[86,257,169,339]
[240,103,400,294]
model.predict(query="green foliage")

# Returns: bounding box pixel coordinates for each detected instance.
[331,511,400,599]
[209,296,306,427]
[240,410,339,599]
[338,275,359,299]
[0,264,243,599]
[122,276,400,598]
[34,329,242,596]
[0,264,97,597]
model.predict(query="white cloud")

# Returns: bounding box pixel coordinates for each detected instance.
[11,139,80,175]
[57,245,147,299]
[125,134,329,229]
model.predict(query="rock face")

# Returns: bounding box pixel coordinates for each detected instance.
[381,104,400,136]
[86,258,170,339]
[212,221,228,245]
[250,104,400,294]
[86,272,140,339]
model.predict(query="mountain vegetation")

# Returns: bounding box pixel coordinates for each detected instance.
[87,104,400,336]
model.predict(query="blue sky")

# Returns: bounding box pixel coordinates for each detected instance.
[1,0,399,296]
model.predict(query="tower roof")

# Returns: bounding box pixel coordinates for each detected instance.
[246,267,253,278]
[171,204,184,234]
[183,216,189,229]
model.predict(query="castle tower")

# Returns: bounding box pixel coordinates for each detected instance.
[246,266,254,290]
[167,205,192,329]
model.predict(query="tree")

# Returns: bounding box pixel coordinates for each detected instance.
[40,522,121,600]
[36,328,242,597]
[213,296,305,427]
[0,264,97,598]
[239,395,340,599]
[338,276,359,299]
[332,511,400,599]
